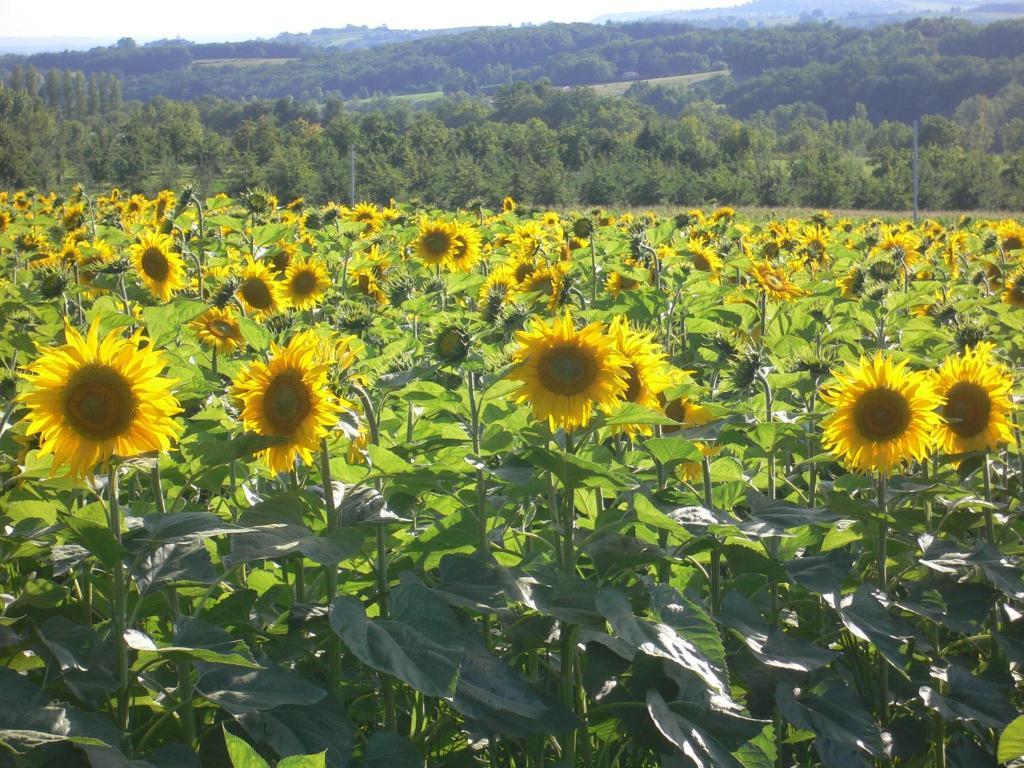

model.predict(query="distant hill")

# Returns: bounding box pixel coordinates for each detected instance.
[594,0,1024,26]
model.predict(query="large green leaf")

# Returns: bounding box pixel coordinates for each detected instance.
[646,690,747,768]
[998,715,1024,764]
[596,587,729,700]
[775,682,883,758]
[919,665,1016,730]
[329,579,464,699]
[719,591,837,671]
[238,700,354,768]
[196,666,326,715]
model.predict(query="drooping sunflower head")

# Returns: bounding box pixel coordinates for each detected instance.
[520,262,569,312]
[750,261,806,302]
[951,317,987,353]
[478,267,518,322]
[1002,268,1024,308]
[128,231,187,303]
[414,219,462,268]
[933,342,1015,455]
[605,271,642,298]
[17,321,182,478]
[606,316,671,411]
[231,333,347,473]
[506,311,628,432]
[448,222,482,272]
[284,257,330,310]
[820,353,942,474]
[684,239,724,279]
[237,259,287,318]
[433,324,471,365]
[838,265,866,298]
[996,220,1024,255]
[191,307,245,354]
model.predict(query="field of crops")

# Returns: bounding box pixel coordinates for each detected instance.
[0,188,1023,768]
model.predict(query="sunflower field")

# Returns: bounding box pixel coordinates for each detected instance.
[1,186,1024,768]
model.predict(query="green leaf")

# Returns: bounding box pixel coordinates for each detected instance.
[919,665,1016,730]
[239,316,272,352]
[237,701,354,768]
[197,667,325,715]
[646,690,747,768]
[143,299,208,348]
[224,726,271,768]
[833,585,916,673]
[278,752,327,768]
[998,715,1024,764]
[643,436,704,467]
[362,733,421,768]
[604,403,679,427]
[329,579,464,699]
[719,591,837,672]
[596,587,729,700]
[775,682,883,758]
[520,446,636,490]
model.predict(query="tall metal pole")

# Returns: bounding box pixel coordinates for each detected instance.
[350,146,356,206]
[912,119,919,224]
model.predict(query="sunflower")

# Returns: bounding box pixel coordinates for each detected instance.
[501,196,517,214]
[677,442,722,483]
[1002,268,1024,308]
[520,262,568,312]
[414,219,461,268]
[231,334,347,473]
[605,271,642,298]
[663,396,713,433]
[996,220,1024,255]
[820,353,942,474]
[933,342,1015,455]
[284,257,330,310]
[604,317,672,435]
[128,231,187,303]
[349,202,383,235]
[353,269,388,305]
[190,307,245,354]
[237,258,287,318]
[682,241,723,283]
[17,321,182,478]
[838,266,866,298]
[506,311,628,432]
[750,261,806,301]
[478,267,518,321]
[449,222,482,271]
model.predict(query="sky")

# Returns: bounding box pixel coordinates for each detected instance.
[0,0,740,41]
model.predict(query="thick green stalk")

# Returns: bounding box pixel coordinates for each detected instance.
[877,473,889,725]
[320,438,341,693]
[107,463,131,754]
[703,456,721,615]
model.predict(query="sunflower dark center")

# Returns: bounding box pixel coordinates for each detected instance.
[853,387,912,442]
[514,263,535,283]
[693,253,711,271]
[64,364,137,441]
[272,252,291,272]
[141,246,170,281]
[262,371,311,435]
[623,365,642,403]
[240,277,273,310]
[663,398,688,432]
[943,382,991,438]
[1004,236,1022,252]
[538,345,597,396]
[291,270,318,296]
[763,273,785,290]
[210,319,236,338]
[423,231,451,256]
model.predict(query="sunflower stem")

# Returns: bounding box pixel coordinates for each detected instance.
[169,588,196,749]
[107,462,131,755]
[982,451,995,545]
[319,437,341,694]
[589,238,598,304]
[211,346,218,377]
[376,525,396,731]
[151,464,166,516]
[877,472,890,726]
[807,388,818,507]
[703,455,722,615]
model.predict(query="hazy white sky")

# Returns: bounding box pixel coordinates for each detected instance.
[0,0,739,40]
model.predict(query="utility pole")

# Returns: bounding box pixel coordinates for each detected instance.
[912,119,919,224]
[350,146,356,206]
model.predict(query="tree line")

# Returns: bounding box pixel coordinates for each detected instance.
[3,76,1023,210]
[1,18,1023,124]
